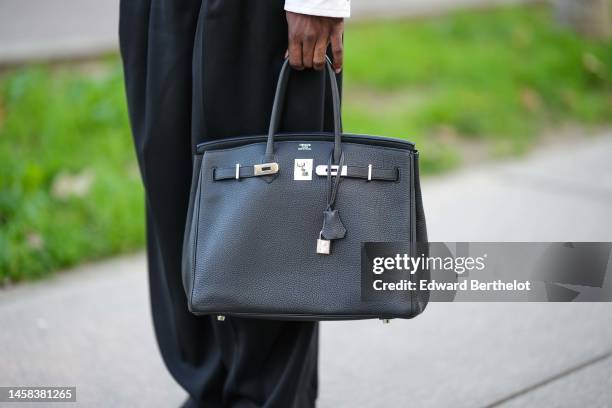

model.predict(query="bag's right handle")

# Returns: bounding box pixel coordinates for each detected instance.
[265,57,343,164]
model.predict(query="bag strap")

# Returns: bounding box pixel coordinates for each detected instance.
[265,57,343,164]
[213,163,399,182]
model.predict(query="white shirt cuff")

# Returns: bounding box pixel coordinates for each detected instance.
[284,0,351,18]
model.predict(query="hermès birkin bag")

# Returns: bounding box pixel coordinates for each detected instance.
[182,58,429,321]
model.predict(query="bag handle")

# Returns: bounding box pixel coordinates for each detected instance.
[265,57,343,164]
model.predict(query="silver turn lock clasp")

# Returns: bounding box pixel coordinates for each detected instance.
[316,231,331,255]
[253,162,279,176]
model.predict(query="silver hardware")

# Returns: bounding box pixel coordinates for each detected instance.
[367,164,372,181]
[381,319,391,324]
[316,231,330,255]
[235,163,240,180]
[315,165,347,177]
[217,315,226,321]
[254,162,279,176]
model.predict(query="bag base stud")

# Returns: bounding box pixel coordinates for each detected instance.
[381,319,391,324]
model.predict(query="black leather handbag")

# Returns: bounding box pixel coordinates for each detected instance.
[182,59,428,321]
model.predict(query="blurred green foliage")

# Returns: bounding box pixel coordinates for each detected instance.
[0,65,144,281]
[0,5,611,280]
[343,5,611,171]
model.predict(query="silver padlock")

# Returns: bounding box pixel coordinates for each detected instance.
[316,231,330,255]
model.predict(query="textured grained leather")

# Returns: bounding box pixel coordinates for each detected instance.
[182,60,428,321]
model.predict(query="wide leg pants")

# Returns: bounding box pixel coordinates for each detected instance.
[119,1,341,406]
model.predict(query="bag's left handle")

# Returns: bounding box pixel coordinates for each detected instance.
[265,57,343,164]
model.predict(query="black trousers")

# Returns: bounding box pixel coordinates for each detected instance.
[119,1,340,406]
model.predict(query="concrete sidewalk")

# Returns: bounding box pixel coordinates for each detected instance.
[1,132,611,407]
[0,0,534,65]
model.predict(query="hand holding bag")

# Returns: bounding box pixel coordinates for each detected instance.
[182,58,428,321]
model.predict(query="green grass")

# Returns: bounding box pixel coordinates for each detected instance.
[343,5,612,171]
[0,65,144,281]
[1,4,611,281]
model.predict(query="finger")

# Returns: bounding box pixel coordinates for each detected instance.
[312,37,329,71]
[288,40,304,70]
[301,33,316,69]
[330,31,344,73]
